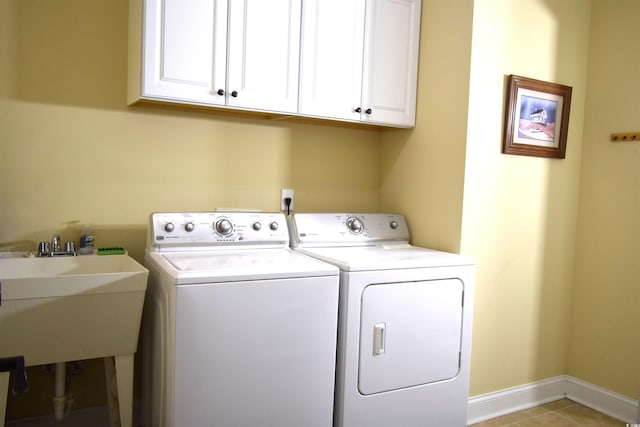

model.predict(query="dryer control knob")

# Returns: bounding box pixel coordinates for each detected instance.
[346,217,364,234]
[184,222,195,232]
[269,222,279,231]
[215,219,233,235]
[389,220,398,230]
[253,222,262,231]
[164,222,175,232]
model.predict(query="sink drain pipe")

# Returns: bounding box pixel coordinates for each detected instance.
[53,362,66,420]
[52,362,75,420]
[45,362,80,421]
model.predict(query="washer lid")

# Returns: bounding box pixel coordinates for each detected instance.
[293,245,474,271]
[146,249,338,284]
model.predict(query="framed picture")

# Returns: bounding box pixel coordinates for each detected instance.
[503,75,572,159]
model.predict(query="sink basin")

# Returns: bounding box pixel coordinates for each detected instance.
[0,253,148,427]
[0,254,148,365]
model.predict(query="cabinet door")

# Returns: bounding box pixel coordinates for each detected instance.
[226,0,301,113]
[141,0,223,106]
[299,0,366,121]
[361,0,421,127]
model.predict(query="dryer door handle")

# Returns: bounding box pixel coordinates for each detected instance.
[373,323,386,356]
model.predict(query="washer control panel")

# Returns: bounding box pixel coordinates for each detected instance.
[148,212,288,251]
[289,213,410,247]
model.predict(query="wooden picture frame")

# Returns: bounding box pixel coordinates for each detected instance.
[503,75,572,159]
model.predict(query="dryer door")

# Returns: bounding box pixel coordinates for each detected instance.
[358,279,464,395]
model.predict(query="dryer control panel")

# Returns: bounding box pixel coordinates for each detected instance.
[289,213,410,247]
[147,212,289,251]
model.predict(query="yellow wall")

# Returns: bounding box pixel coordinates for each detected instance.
[379,0,474,254]
[0,0,381,261]
[460,0,590,395]
[569,0,640,399]
[385,0,595,398]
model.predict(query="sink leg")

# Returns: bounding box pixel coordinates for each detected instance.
[115,354,134,427]
[104,357,119,427]
[1,371,8,425]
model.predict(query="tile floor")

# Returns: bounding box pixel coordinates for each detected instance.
[469,399,626,426]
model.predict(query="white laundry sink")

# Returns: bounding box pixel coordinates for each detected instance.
[0,254,148,427]
[0,254,148,364]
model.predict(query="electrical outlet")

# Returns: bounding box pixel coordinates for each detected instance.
[281,189,294,212]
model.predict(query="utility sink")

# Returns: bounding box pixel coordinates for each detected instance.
[0,254,148,427]
[0,254,148,364]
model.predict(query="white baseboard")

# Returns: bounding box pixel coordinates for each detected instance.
[566,376,639,424]
[467,376,567,424]
[468,375,639,425]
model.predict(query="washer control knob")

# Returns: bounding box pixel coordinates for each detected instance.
[389,220,398,230]
[346,217,364,234]
[164,222,175,232]
[269,222,279,231]
[184,222,195,232]
[215,219,233,235]
[253,222,262,231]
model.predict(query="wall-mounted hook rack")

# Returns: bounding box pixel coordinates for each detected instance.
[610,132,640,142]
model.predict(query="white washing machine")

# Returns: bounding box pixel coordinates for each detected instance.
[288,213,476,427]
[143,212,340,427]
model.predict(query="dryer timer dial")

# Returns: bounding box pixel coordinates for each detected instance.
[346,217,364,234]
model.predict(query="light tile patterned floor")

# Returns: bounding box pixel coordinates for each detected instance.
[469,399,625,426]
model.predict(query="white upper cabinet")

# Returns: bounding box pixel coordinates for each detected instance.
[361,0,421,127]
[299,0,421,127]
[225,0,301,113]
[129,0,420,127]
[299,0,366,121]
[136,0,217,105]
[132,0,301,113]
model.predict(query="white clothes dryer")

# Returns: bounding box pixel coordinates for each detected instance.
[143,212,339,427]
[288,213,475,427]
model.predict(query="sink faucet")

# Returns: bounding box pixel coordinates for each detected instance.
[51,235,61,252]
[37,235,77,257]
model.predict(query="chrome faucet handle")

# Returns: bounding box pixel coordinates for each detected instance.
[37,241,50,256]
[51,235,61,252]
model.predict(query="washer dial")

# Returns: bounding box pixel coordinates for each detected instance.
[215,218,233,235]
[346,217,364,234]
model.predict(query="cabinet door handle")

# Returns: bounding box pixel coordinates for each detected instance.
[216,89,224,96]
[365,108,372,115]
[231,90,238,98]
[354,107,362,113]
